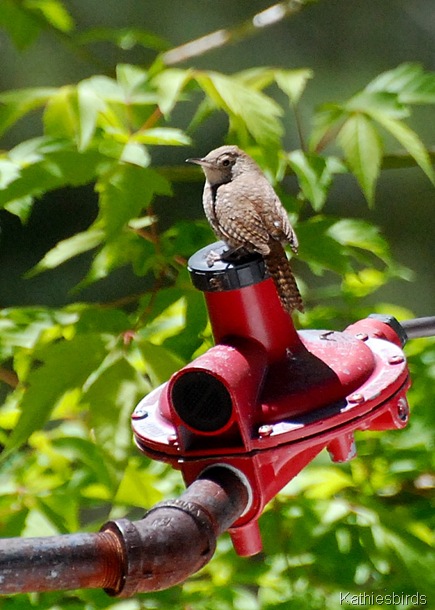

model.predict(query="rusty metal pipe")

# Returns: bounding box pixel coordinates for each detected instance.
[0,466,249,597]
[0,530,122,594]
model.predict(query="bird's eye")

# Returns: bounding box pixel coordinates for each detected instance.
[221,158,230,167]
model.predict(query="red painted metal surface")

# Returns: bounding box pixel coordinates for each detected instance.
[132,277,410,556]
[205,276,301,361]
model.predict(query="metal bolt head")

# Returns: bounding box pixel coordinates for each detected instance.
[355,332,369,341]
[258,424,273,438]
[388,354,405,365]
[320,331,335,340]
[132,406,148,420]
[397,399,409,421]
[348,393,365,404]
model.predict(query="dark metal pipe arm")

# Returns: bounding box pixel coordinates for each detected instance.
[401,316,435,339]
[0,466,249,597]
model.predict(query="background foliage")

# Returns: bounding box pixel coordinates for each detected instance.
[0,1,434,609]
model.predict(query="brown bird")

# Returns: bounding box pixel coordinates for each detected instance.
[187,145,304,314]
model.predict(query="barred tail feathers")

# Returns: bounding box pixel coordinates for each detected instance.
[264,241,304,314]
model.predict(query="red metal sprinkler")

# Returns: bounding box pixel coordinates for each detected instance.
[132,242,410,556]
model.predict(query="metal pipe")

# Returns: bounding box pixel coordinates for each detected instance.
[0,466,249,597]
[401,316,435,339]
[0,531,122,594]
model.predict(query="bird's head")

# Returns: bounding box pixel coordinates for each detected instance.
[186,145,258,186]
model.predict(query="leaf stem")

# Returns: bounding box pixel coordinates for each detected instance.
[292,101,306,151]
[139,107,163,132]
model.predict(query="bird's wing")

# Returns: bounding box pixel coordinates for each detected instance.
[270,194,299,253]
[214,188,271,255]
[228,178,298,253]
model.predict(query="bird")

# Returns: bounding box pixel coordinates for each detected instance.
[186,145,304,314]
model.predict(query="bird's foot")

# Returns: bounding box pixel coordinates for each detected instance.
[205,249,222,267]
[220,246,249,262]
[205,246,250,267]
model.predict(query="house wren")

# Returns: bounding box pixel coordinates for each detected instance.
[187,145,304,314]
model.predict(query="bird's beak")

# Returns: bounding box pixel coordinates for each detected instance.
[186,157,207,166]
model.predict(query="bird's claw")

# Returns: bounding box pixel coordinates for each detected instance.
[205,249,222,267]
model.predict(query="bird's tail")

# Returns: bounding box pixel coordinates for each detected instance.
[264,240,304,314]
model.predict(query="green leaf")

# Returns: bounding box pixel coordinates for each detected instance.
[161,220,211,258]
[116,64,148,96]
[275,68,313,105]
[162,290,209,360]
[4,334,109,456]
[309,103,346,152]
[196,71,283,147]
[236,67,276,91]
[0,87,57,137]
[327,218,389,259]
[138,340,184,386]
[345,90,408,120]
[366,62,435,105]
[77,75,124,103]
[337,113,383,205]
[0,0,40,49]
[371,114,435,185]
[134,127,191,146]
[28,228,105,275]
[75,232,151,288]
[0,307,78,353]
[4,197,34,222]
[43,86,78,139]
[115,457,162,506]
[0,138,109,207]
[342,268,390,297]
[8,136,66,163]
[53,436,115,493]
[83,356,149,461]
[151,68,193,116]
[330,218,412,281]
[287,150,345,211]
[138,297,186,344]
[27,0,75,33]
[73,75,136,133]
[296,216,352,275]
[187,97,216,135]
[289,467,354,499]
[138,287,185,326]
[100,66,157,107]
[96,164,171,238]
[120,141,151,166]
[76,82,105,150]
[0,159,21,189]
[74,308,130,335]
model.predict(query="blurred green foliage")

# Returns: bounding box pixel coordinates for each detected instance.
[0,2,434,609]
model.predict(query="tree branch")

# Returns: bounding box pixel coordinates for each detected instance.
[157,148,435,183]
[162,0,316,66]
